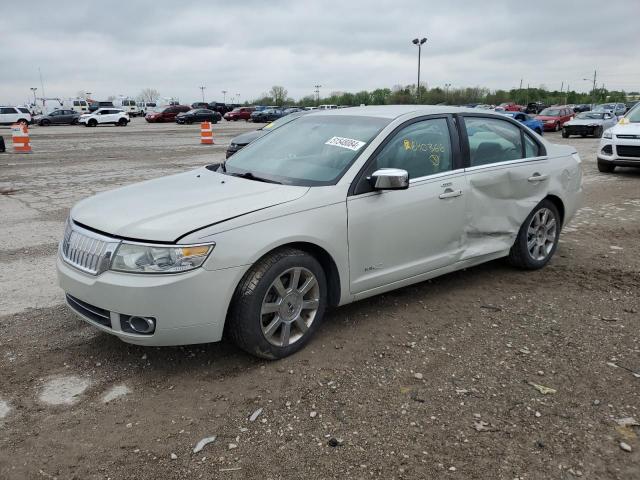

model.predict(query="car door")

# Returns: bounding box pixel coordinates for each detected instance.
[347,116,468,294]
[460,114,549,259]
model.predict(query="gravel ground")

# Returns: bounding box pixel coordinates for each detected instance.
[0,119,639,479]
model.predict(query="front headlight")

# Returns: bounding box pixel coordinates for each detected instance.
[111,242,214,274]
[603,130,613,139]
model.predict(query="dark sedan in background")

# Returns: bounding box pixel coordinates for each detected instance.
[175,109,222,124]
[36,109,80,126]
[250,108,285,122]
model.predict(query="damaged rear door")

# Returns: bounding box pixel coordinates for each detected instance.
[460,115,549,259]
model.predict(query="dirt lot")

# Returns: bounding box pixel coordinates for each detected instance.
[0,118,639,479]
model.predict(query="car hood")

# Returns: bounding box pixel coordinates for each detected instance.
[230,130,266,146]
[71,167,310,242]
[565,118,605,126]
[608,122,640,135]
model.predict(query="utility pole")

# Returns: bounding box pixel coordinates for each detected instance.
[565,84,569,105]
[583,70,597,105]
[30,87,37,107]
[199,86,206,102]
[314,84,322,106]
[444,83,451,103]
[221,90,227,103]
[412,37,427,103]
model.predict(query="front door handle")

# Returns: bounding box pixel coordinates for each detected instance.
[439,188,463,199]
[528,173,549,183]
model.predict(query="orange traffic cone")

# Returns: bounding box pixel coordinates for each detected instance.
[200,121,214,144]
[12,123,31,153]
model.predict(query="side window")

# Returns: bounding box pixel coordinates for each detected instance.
[524,134,540,158]
[372,118,453,179]
[464,117,523,166]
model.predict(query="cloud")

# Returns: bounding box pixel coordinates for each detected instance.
[1,0,638,105]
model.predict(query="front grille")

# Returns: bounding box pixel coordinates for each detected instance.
[616,134,640,140]
[66,294,112,328]
[616,145,640,158]
[565,126,596,135]
[61,221,120,275]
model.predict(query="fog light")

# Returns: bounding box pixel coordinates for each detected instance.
[121,315,156,335]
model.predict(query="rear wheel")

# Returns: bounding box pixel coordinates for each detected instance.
[597,160,615,173]
[508,199,560,270]
[117,118,128,126]
[594,126,603,138]
[40,119,51,126]
[87,119,97,127]
[226,248,327,359]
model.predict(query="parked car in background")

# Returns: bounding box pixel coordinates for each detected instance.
[175,109,222,124]
[525,102,547,114]
[208,102,233,115]
[191,102,209,110]
[114,99,140,117]
[573,104,591,113]
[224,107,256,121]
[145,105,190,123]
[79,108,129,127]
[597,104,640,172]
[625,101,638,111]
[500,111,544,135]
[36,109,80,126]
[593,103,626,117]
[65,98,90,113]
[0,106,32,125]
[57,106,582,359]
[535,106,574,131]
[498,102,524,112]
[318,104,338,110]
[88,101,115,113]
[562,111,617,138]
[225,111,308,158]
[250,108,284,123]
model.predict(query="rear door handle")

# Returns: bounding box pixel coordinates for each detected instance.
[439,188,463,199]
[528,173,549,183]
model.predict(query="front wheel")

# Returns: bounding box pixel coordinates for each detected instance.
[40,119,51,126]
[508,199,560,270]
[594,126,603,138]
[597,160,615,173]
[87,119,97,127]
[554,122,560,132]
[226,248,327,359]
[562,129,569,138]
[118,118,128,126]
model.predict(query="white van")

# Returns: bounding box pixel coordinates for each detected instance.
[318,104,338,110]
[115,99,140,117]
[64,99,90,113]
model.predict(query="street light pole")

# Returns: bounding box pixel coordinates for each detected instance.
[314,84,322,106]
[444,83,451,103]
[199,86,206,102]
[30,87,37,107]
[221,90,227,103]
[412,37,427,103]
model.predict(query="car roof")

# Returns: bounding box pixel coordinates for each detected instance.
[308,105,496,119]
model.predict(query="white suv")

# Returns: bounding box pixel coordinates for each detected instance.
[79,108,129,127]
[0,106,32,125]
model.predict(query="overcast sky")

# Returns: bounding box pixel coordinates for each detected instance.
[2,1,639,105]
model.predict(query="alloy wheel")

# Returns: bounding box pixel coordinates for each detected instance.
[526,208,557,261]
[260,267,320,347]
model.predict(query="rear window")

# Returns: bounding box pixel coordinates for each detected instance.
[18,108,30,114]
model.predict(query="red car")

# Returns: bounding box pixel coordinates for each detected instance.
[498,102,524,112]
[224,107,255,121]
[145,105,190,123]
[535,106,575,132]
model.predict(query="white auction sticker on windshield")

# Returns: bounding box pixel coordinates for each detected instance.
[325,136,366,151]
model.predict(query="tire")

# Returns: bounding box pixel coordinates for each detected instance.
[71,118,79,125]
[117,118,128,126]
[88,119,97,127]
[226,248,327,359]
[562,129,569,138]
[40,119,51,126]
[594,126,603,138]
[554,122,560,132]
[597,160,615,173]
[507,199,561,270]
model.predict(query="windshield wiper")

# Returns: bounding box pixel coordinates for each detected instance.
[226,171,282,184]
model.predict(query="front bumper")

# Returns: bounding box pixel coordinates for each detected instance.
[597,136,640,166]
[564,125,599,136]
[57,256,245,346]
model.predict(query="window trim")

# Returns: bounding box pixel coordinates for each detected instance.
[455,113,546,169]
[349,114,462,196]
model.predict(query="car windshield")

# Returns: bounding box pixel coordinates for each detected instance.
[576,112,604,119]
[539,108,560,116]
[626,106,640,123]
[223,115,389,186]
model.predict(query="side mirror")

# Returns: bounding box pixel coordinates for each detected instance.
[369,168,409,190]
